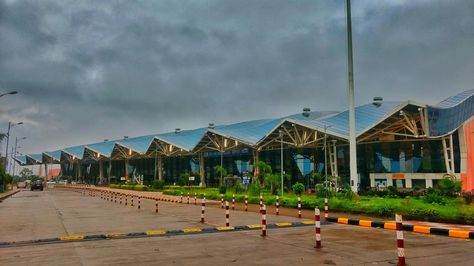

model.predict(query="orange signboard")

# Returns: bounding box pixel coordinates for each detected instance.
[392,173,405,179]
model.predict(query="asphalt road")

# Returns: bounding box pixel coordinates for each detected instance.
[0,189,473,265]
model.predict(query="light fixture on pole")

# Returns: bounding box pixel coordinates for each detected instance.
[279,129,284,197]
[4,121,23,170]
[0,91,18,97]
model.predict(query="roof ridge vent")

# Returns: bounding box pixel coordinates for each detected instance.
[104,139,109,142]
[373,97,383,106]
[123,136,129,139]
[302,107,311,117]
[208,123,215,129]
[175,128,181,134]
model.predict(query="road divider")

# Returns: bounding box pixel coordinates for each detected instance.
[0,220,322,248]
[326,217,474,239]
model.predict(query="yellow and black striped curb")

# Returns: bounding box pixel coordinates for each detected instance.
[0,190,20,202]
[326,217,474,239]
[0,220,323,248]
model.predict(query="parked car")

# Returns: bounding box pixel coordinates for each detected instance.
[17,182,27,189]
[31,180,44,191]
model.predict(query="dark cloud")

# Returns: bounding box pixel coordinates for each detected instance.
[0,0,473,154]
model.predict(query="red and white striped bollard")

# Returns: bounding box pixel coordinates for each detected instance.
[201,194,206,223]
[298,197,302,218]
[261,204,267,237]
[225,201,230,227]
[276,195,280,215]
[315,207,321,249]
[244,194,248,211]
[396,214,406,266]
[324,198,328,220]
[232,194,235,210]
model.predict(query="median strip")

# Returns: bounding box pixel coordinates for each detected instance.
[326,217,473,239]
[0,220,319,248]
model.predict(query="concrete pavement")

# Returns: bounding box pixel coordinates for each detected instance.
[0,189,473,265]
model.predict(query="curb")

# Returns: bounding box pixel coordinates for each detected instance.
[326,217,474,240]
[0,190,20,202]
[0,220,319,248]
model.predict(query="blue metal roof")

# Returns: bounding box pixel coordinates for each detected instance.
[14,155,27,165]
[428,89,474,136]
[44,150,62,161]
[211,118,284,145]
[157,128,207,151]
[115,135,155,154]
[85,141,116,157]
[26,154,43,163]
[287,102,408,139]
[62,145,85,159]
[436,89,474,108]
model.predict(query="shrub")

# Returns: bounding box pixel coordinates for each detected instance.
[435,176,462,198]
[264,174,280,195]
[374,205,396,217]
[423,193,447,205]
[292,182,305,196]
[248,183,261,196]
[338,185,355,200]
[462,192,473,205]
[407,208,439,218]
[134,185,148,191]
[219,185,227,194]
[233,182,244,194]
[177,176,187,186]
[152,180,165,190]
[315,185,330,198]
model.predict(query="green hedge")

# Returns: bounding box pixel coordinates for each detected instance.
[161,188,474,224]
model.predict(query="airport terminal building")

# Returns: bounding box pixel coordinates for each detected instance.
[15,89,474,192]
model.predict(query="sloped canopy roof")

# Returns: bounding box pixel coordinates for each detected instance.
[209,118,284,146]
[428,89,474,136]
[62,145,85,159]
[115,135,155,154]
[157,128,207,151]
[43,150,62,162]
[26,154,43,164]
[84,141,117,158]
[286,101,411,139]
[13,155,27,165]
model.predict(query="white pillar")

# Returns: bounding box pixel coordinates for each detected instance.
[157,155,163,181]
[199,153,205,187]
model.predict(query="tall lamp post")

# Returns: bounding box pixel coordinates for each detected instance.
[4,121,23,170]
[346,0,358,192]
[279,130,284,197]
[12,136,26,176]
[0,90,18,160]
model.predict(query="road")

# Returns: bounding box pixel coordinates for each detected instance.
[0,189,473,265]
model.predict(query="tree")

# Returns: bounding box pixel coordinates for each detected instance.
[0,132,6,142]
[254,161,272,186]
[214,166,227,186]
[19,168,33,179]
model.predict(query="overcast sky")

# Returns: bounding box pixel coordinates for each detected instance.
[0,0,473,155]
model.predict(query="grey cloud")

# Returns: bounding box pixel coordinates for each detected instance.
[0,0,473,154]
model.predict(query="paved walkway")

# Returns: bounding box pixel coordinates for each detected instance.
[1,189,473,266]
[57,185,474,232]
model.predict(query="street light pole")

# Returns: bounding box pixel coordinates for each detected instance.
[346,0,358,192]
[279,130,284,197]
[12,136,26,176]
[4,121,23,170]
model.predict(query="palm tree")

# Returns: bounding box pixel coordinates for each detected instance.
[0,132,6,142]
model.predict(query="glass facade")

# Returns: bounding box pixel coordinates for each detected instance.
[59,138,453,191]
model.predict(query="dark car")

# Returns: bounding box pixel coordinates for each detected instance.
[31,181,44,191]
